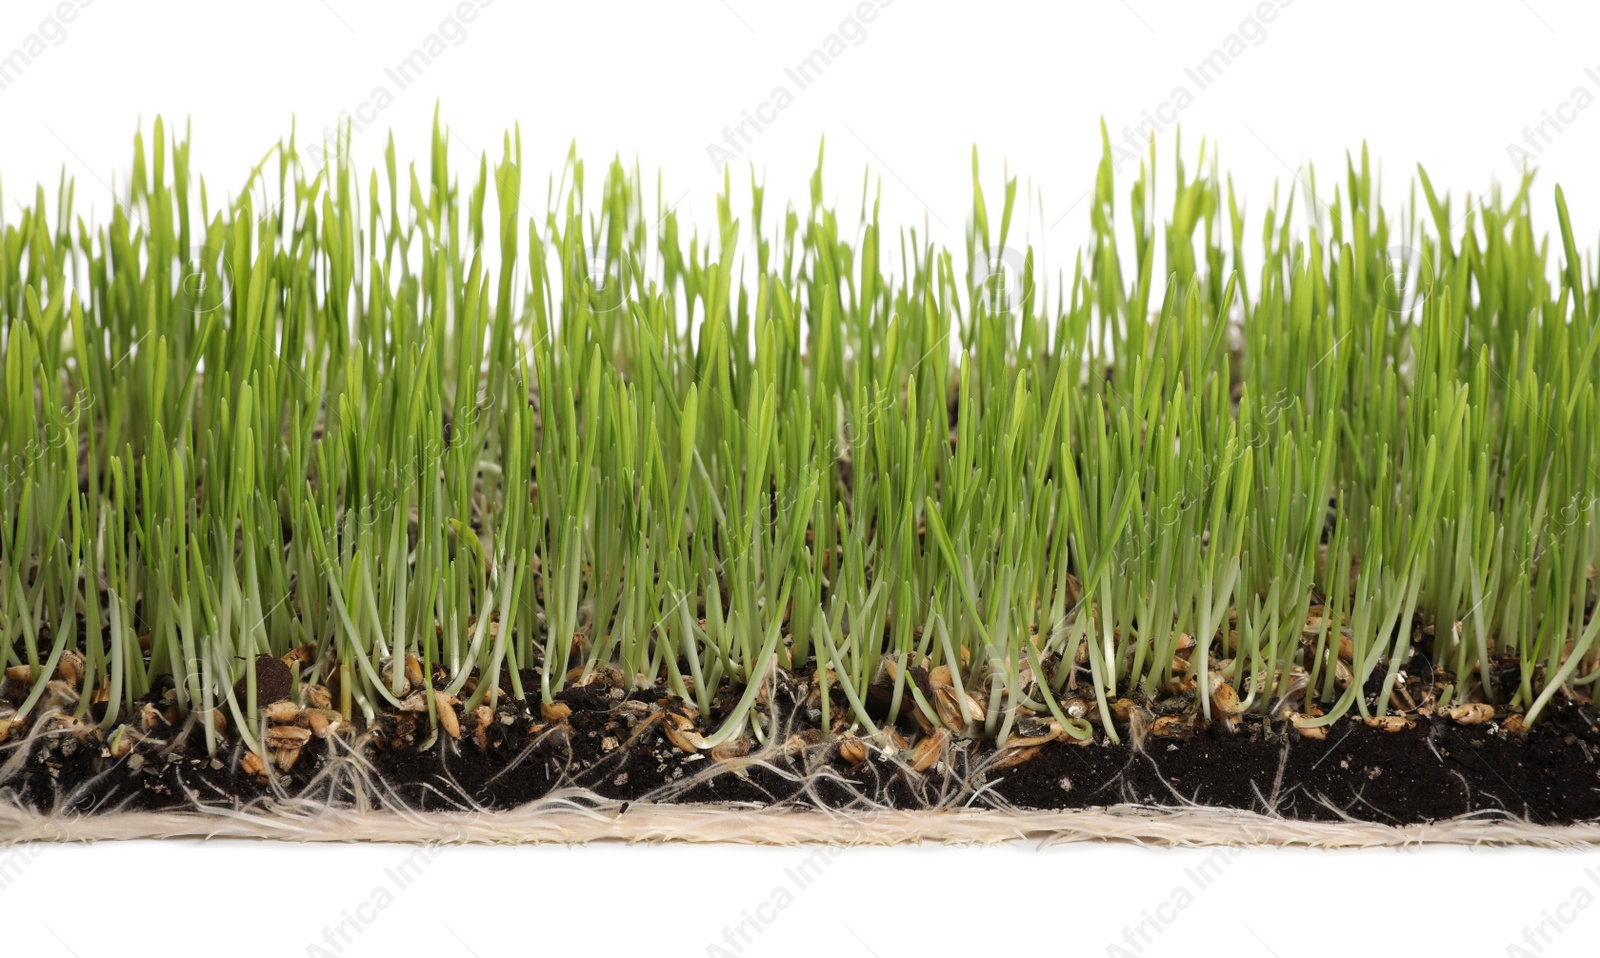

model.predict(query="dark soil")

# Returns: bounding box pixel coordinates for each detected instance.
[5,679,1598,827]
[233,655,292,710]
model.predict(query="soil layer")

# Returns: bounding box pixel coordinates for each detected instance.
[5,686,1597,828]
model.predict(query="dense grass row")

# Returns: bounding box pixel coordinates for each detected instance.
[1,115,1597,758]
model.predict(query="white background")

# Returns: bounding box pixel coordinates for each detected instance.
[4,1,1600,955]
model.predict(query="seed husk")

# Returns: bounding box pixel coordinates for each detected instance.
[710,738,751,761]
[1291,713,1327,740]
[435,692,461,739]
[1364,715,1413,733]
[1210,676,1244,716]
[910,728,948,772]
[1151,715,1195,740]
[264,725,312,750]
[264,701,302,725]
[56,650,85,688]
[470,706,493,748]
[1445,703,1494,725]
[305,709,342,739]
[304,685,333,710]
[990,743,1043,770]
[935,685,984,729]
[663,712,705,753]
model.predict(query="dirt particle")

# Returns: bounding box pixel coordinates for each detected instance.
[234,654,293,707]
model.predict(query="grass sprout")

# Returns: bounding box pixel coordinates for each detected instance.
[1,115,1597,766]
